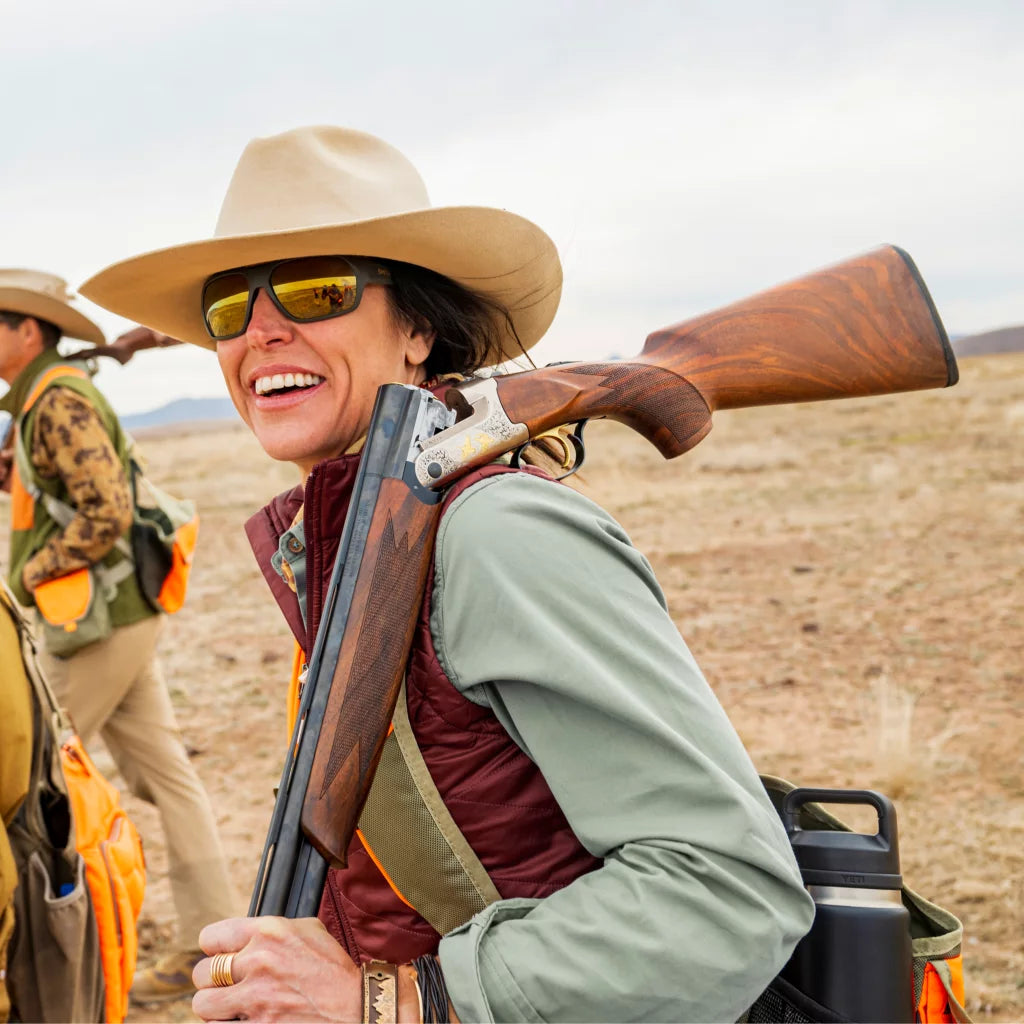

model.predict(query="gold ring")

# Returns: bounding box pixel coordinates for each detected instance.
[210,951,237,987]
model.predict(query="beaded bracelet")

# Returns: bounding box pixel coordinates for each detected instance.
[412,954,450,1024]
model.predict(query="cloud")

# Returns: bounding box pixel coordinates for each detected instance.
[2,0,1021,412]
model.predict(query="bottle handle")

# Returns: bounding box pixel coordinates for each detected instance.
[782,787,898,849]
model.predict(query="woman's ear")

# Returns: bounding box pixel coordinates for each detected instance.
[404,320,436,374]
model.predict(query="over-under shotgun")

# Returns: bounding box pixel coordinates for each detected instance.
[250,244,957,919]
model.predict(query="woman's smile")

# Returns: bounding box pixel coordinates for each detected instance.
[251,368,325,398]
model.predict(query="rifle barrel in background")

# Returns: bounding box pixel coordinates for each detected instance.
[75,327,184,365]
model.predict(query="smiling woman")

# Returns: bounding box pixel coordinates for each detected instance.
[79,125,814,1024]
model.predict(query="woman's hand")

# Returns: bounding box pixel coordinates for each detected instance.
[191,916,425,1023]
[192,916,362,1023]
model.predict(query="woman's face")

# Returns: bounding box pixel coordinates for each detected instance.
[216,284,434,476]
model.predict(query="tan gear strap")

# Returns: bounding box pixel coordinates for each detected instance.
[357,682,501,936]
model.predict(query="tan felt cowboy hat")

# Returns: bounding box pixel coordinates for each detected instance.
[80,125,562,363]
[0,269,105,346]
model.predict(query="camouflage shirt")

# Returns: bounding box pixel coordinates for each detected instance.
[21,386,133,592]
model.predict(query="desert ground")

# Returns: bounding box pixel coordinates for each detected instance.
[4,350,1022,1021]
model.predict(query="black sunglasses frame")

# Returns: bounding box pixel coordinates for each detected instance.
[201,255,392,341]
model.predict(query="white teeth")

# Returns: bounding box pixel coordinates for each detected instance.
[254,373,324,396]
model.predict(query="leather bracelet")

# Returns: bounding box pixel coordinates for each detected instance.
[412,954,450,1024]
[362,961,398,1024]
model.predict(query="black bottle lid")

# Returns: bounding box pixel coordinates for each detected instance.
[783,788,903,889]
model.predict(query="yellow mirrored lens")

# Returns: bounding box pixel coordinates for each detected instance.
[203,274,249,338]
[271,258,358,321]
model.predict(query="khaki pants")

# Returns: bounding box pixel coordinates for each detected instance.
[40,614,237,947]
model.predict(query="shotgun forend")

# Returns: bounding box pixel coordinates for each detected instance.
[250,384,452,918]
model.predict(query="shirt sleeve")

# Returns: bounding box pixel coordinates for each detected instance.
[430,472,814,1023]
[21,387,134,591]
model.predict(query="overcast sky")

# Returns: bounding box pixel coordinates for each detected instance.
[2,0,1021,415]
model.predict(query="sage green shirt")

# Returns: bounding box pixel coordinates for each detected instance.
[429,473,814,1023]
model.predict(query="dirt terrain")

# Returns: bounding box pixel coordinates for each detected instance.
[4,351,1021,1021]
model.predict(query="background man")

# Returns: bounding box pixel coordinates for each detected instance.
[0,269,237,1004]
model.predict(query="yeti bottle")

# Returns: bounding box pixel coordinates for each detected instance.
[779,788,914,1023]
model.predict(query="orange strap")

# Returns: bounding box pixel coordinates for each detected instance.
[23,364,90,413]
[917,957,967,1023]
[10,465,34,531]
[355,827,416,911]
[286,641,305,739]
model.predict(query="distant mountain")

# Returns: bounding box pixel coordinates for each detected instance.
[952,325,1024,358]
[122,396,237,430]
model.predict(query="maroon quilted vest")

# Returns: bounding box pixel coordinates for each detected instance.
[245,454,601,964]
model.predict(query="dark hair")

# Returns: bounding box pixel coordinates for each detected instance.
[0,311,62,349]
[378,259,524,376]
[376,260,576,478]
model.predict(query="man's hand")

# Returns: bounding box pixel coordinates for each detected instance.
[192,916,421,1023]
[77,326,184,365]
[110,325,182,352]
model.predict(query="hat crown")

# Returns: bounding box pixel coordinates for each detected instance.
[0,268,74,302]
[215,126,432,238]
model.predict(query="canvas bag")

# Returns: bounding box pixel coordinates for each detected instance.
[127,447,200,615]
[23,453,199,644]
[32,564,115,658]
[1,580,146,1024]
[2,582,106,1024]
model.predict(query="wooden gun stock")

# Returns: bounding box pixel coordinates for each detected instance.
[490,245,956,459]
[300,481,441,867]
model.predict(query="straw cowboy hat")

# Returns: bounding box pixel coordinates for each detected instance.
[81,125,562,363]
[0,269,105,346]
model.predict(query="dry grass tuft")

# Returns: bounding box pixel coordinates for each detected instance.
[872,674,919,798]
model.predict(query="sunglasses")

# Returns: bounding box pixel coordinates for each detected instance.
[201,256,392,341]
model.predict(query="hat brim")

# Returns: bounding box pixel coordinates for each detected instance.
[80,206,561,364]
[0,288,105,346]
